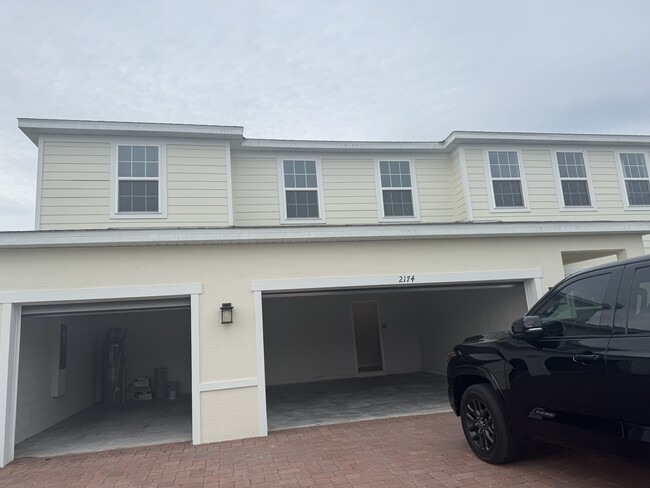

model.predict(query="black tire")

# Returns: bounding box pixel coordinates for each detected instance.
[459,384,519,464]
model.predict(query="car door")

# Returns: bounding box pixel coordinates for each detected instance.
[505,267,622,447]
[607,262,650,444]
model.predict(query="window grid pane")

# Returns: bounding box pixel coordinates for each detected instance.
[561,180,591,206]
[489,151,520,178]
[283,160,317,189]
[118,181,159,212]
[625,180,650,206]
[379,160,412,189]
[285,190,319,218]
[382,190,414,217]
[621,153,648,179]
[493,180,523,207]
[557,152,587,178]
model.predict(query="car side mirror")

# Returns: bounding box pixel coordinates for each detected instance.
[511,315,543,339]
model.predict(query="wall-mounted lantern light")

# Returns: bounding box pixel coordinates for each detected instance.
[220,303,234,324]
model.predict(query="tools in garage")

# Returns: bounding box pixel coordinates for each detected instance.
[101,328,127,405]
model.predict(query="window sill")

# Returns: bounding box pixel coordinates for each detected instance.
[559,206,598,212]
[280,219,327,225]
[623,206,650,211]
[489,207,531,213]
[378,216,421,223]
[111,212,168,219]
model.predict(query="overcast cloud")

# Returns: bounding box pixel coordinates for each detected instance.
[1,0,650,231]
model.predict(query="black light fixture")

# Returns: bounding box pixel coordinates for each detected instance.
[220,303,234,324]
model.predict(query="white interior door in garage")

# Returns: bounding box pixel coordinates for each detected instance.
[352,301,384,373]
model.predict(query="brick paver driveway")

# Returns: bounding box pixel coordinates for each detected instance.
[2,412,649,487]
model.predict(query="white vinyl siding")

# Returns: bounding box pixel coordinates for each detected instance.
[165,144,229,224]
[231,154,281,226]
[321,156,378,225]
[449,150,468,221]
[39,139,229,229]
[39,141,111,229]
[468,147,633,222]
[415,154,455,223]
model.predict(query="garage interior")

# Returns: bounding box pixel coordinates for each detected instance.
[263,283,528,431]
[14,298,192,459]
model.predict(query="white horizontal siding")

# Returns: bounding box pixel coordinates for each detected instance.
[39,140,230,230]
[322,156,377,225]
[449,150,467,221]
[415,154,454,223]
[468,146,639,222]
[231,153,281,226]
[39,141,112,228]
[165,143,228,225]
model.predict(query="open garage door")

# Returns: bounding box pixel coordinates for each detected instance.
[262,282,528,431]
[14,297,192,458]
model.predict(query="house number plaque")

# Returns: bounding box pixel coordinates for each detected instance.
[398,275,416,283]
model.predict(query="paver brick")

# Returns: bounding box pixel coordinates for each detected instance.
[1,413,650,487]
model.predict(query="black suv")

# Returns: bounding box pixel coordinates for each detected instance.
[447,254,650,464]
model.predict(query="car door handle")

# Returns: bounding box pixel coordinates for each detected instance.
[573,353,603,364]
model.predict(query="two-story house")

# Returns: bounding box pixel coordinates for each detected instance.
[1,118,649,466]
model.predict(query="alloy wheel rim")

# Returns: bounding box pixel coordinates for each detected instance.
[465,398,496,452]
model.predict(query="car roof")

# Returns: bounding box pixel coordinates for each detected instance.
[570,253,650,277]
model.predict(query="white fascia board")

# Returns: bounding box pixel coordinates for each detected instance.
[1,222,650,249]
[445,131,650,149]
[241,139,442,152]
[18,118,244,146]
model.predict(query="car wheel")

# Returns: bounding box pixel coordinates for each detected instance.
[460,384,519,464]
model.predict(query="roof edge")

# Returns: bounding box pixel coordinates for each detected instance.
[0,222,648,249]
[16,118,650,150]
[17,118,245,145]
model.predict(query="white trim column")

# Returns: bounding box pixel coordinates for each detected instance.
[0,304,21,468]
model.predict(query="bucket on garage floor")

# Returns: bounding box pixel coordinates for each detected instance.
[167,381,179,400]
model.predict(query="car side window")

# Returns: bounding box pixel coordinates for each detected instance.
[537,273,612,337]
[625,266,650,334]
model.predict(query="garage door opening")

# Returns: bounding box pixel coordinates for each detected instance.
[262,283,528,431]
[14,298,192,458]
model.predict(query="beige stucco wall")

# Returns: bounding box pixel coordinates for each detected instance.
[0,233,645,444]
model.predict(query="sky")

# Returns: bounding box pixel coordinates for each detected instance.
[1,0,650,231]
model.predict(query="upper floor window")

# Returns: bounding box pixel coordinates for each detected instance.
[117,145,160,213]
[556,151,593,208]
[620,153,650,206]
[377,160,419,220]
[280,159,324,223]
[487,151,526,209]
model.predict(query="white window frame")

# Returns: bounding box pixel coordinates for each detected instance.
[616,150,650,210]
[484,148,530,212]
[374,158,421,222]
[552,149,597,211]
[110,141,167,219]
[277,157,326,224]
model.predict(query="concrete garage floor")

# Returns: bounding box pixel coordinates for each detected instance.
[14,396,191,459]
[266,371,450,431]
